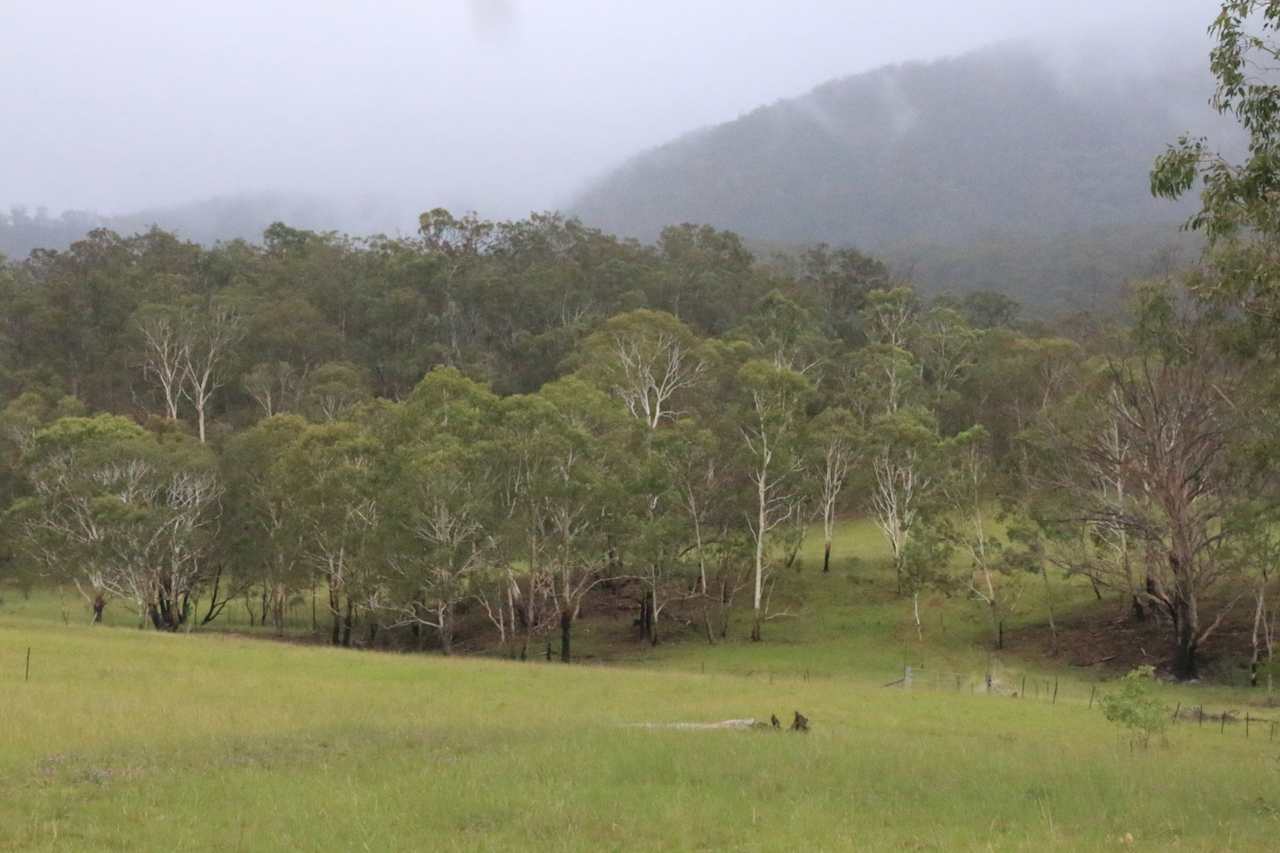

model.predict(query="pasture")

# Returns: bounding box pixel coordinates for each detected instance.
[3,519,1280,850]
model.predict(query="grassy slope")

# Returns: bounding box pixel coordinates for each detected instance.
[577,518,1091,682]
[4,619,1280,851]
[3,518,1280,850]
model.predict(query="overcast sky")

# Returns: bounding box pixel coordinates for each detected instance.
[1,1,1217,219]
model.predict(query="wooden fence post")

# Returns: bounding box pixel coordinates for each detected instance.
[1088,685,1096,709]
[25,647,30,682]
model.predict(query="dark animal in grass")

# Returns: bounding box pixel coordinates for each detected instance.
[790,711,809,732]
[771,714,781,729]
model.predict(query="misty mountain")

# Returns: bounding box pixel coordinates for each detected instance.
[572,42,1237,301]
[573,42,1233,246]
[3,41,1237,311]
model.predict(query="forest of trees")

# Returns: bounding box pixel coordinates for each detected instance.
[0,202,1268,680]
[2,0,1280,682]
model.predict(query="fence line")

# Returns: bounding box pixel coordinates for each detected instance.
[716,660,1280,741]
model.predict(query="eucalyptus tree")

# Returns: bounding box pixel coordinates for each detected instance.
[576,309,709,642]
[220,414,311,631]
[799,243,889,345]
[864,286,919,350]
[576,309,707,430]
[731,291,828,375]
[302,362,372,422]
[179,301,244,444]
[1216,501,1280,686]
[379,434,497,653]
[736,359,813,641]
[135,306,187,421]
[1048,294,1257,678]
[241,361,302,418]
[11,414,220,629]
[1152,0,1280,327]
[496,392,562,659]
[807,407,861,573]
[494,378,631,662]
[376,367,503,654]
[8,415,145,621]
[867,407,945,599]
[535,377,634,661]
[912,304,980,424]
[935,427,1016,648]
[646,418,738,643]
[654,223,761,334]
[271,420,382,646]
[417,208,498,365]
[838,343,922,419]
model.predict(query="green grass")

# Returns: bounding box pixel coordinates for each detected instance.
[585,517,1099,683]
[3,618,1280,851]
[4,518,1280,849]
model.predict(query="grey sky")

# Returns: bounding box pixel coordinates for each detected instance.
[1,1,1216,219]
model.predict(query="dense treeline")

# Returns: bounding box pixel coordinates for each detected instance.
[0,201,1273,681]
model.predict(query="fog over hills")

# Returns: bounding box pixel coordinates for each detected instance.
[572,41,1237,249]
[0,192,418,260]
[2,27,1241,309]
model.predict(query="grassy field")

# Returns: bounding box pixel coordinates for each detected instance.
[3,519,1280,850]
[5,618,1280,851]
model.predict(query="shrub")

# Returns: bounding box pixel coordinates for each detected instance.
[1099,665,1169,747]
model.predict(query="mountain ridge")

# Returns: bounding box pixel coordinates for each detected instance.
[571,41,1232,249]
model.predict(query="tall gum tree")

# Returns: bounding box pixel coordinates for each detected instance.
[1048,292,1257,678]
[736,359,812,641]
[807,407,861,574]
[378,367,502,654]
[578,309,707,642]
[867,407,944,599]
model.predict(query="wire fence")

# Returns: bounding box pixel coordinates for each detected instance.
[708,660,1280,741]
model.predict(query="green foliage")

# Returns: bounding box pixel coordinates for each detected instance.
[899,524,955,597]
[1151,2,1280,326]
[1099,666,1170,747]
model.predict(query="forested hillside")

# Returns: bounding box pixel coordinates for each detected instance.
[574,42,1236,307]
[0,199,1276,681]
[575,42,1229,244]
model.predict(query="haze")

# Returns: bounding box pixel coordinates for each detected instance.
[1,0,1216,225]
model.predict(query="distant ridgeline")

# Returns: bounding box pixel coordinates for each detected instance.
[2,44,1231,310]
[574,42,1232,308]
[0,193,415,261]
